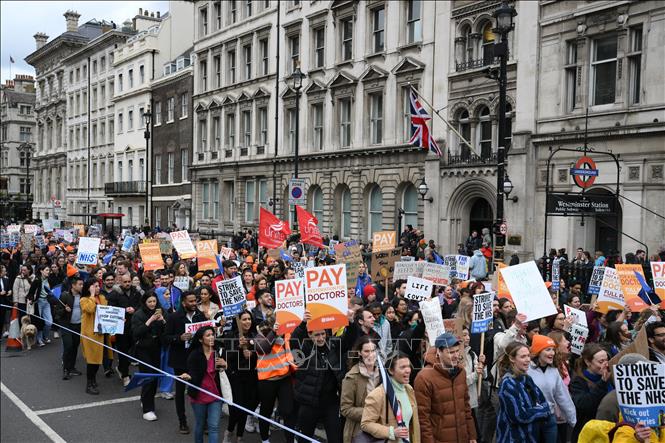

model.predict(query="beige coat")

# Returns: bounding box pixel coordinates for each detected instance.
[340,364,379,443]
[12,275,33,304]
[80,295,108,365]
[361,384,420,443]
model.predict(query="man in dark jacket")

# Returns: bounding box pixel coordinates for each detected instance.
[162,292,206,434]
[291,313,344,443]
[107,273,142,385]
[53,276,84,380]
[341,308,380,366]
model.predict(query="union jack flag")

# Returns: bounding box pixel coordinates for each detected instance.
[409,87,442,157]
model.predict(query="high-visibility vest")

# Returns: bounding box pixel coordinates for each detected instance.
[256,334,295,381]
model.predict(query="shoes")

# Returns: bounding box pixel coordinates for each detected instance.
[160,392,174,400]
[38,341,45,347]
[142,411,158,421]
[2,331,8,338]
[62,370,71,381]
[45,339,52,344]
[130,361,139,366]
[53,331,60,339]
[122,376,131,387]
[244,419,256,434]
[222,430,235,443]
[179,422,190,435]
[69,368,82,376]
[86,382,100,395]
[104,368,113,378]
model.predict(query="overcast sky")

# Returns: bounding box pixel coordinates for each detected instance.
[1,1,168,83]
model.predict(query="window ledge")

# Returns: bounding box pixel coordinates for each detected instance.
[336,60,354,69]
[397,42,422,53]
[308,67,325,75]
[365,51,386,61]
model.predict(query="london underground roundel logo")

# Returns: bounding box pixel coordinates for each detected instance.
[570,156,598,189]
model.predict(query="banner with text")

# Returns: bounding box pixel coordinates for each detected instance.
[471,292,494,334]
[216,276,246,318]
[500,261,557,322]
[139,243,164,271]
[93,305,126,335]
[652,262,665,308]
[420,298,445,346]
[171,230,197,259]
[304,264,348,331]
[275,279,305,335]
[615,362,665,427]
[76,237,101,265]
[196,239,219,271]
[596,267,625,313]
[404,276,433,302]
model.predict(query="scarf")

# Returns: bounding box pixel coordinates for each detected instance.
[358,363,380,394]
[583,369,614,392]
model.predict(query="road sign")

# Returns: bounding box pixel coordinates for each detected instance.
[289,178,306,205]
[570,156,598,189]
[54,200,61,208]
[499,223,507,235]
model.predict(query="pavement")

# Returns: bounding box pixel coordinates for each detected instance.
[0,336,310,443]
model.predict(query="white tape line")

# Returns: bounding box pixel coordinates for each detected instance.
[1,382,67,443]
[35,395,141,415]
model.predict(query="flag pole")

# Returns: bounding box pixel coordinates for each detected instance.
[408,83,480,158]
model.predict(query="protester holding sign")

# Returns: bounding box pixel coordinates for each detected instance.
[79,278,108,395]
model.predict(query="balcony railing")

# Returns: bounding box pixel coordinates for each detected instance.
[445,152,497,167]
[104,180,146,196]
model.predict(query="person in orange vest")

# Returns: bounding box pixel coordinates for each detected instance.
[254,316,297,443]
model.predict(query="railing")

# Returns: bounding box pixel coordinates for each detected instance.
[455,58,488,72]
[446,152,497,166]
[104,180,146,195]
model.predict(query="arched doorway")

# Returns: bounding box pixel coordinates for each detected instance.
[469,198,493,237]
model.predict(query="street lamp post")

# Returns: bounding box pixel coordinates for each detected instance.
[492,1,517,264]
[288,63,305,230]
[143,107,152,227]
[19,143,33,221]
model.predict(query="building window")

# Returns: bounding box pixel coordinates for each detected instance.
[117,113,123,133]
[200,6,208,36]
[128,69,134,88]
[154,101,162,125]
[339,98,352,147]
[181,149,188,181]
[199,119,208,151]
[245,180,255,222]
[628,26,642,105]
[128,159,134,181]
[69,70,74,84]
[202,182,210,219]
[245,0,252,17]
[227,50,236,84]
[368,185,382,238]
[477,106,491,159]
[212,116,221,149]
[340,18,353,61]
[481,22,495,66]
[457,109,471,158]
[258,179,268,208]
[341,187,351,239]
[369,92,383,144]
[372,7,385,53]
[109,119,114,140]
[181,93,188,118]
[313,27,325,68]
[287,108,296,152]
[100,56,106,71]
[19,126,32,142]
[154,155,161,185]
[139,107,145,128]
[242,110,252,147]
[92,87,97,109]
[243,44,252,80]
[214,55,221,88]
[565,41,577,112]
[312,103,323,150]
[229,0,238,24]
[259,38,269,75]
[311,187,323,222]
[92,124,97,145]
[214,1,221,29]
[167,152,174,183]
[100,84,105,104]
[167,97,175,122]
[212,181,220,219]
[139,65,145,84]
[402,184,418,228]
[128,109,134,130]
[407,0,422,43]
[100,122,105,143]
[288,35,299,73]
[591,34,617,106]
[200,60,208,91]
[226,113,236,148]
[258,107,268,146]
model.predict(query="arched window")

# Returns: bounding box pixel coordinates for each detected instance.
[402,184,418,228]
[477,106,492,159]
[481,22,495,66]
[505,104,513,150]
[458,109,471,159]
[341,187,351,239]
[368,185,383,239]
[311,187,324,222]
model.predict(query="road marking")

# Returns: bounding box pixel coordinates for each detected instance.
[34,395,141,415]
[1,382,67,443]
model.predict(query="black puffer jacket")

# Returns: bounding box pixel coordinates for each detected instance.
[290,322,344,407]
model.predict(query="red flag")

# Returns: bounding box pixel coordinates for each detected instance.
[296,205,324,248]
[259,207,291,249]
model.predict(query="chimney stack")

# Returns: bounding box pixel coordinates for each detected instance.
[34,32,49,49]
[64,10,81,33]
[139,8,143,15]
[156,11,160,18]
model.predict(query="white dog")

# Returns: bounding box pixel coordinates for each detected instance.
[20,316,37,350]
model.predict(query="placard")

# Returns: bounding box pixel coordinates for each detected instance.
[170,230,196,259]
[370,248,401,280]
[420,298,445,346]
[173,276,190,292]
[42,219,60,233]
[616,264,649,312]
[185,320,216,335]
[596,267,625,314]
[471,292,494,334]
[588,266,605,295]
[404,276,433,302]
[292,261,305,280]
[74,224,86,237]
[372,231,396,252]
[421,262,450,286]
[21,234,33,253]
[275,279,305,335]
[121,236,135,252]
[304,264,348,331]
[158,237,173,255]
[564,304,588,327]
[551,258,561,292]
[196,239,219,271]
[614,362,665,427]
[23,224,39,234]
[76,237,101,265]
[334,240,363,290]
[35,235,46,249]
[139,243,164,271]
[569,323,589,356]
[652,262,665,308]
[220,246,233,260]
[216,276,246,318]
[500,261,557,322]
[6,224,20,234]
[93,305,126,335]
[393,261,425,281]
[453,255,470,280]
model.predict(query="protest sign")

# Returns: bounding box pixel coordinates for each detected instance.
[420,298,445,346]
[370,248,401,281]
[9,231,20,247]
[304,264,348,331]
[551,258,561,292]
[220,246,233,260]
[0,233,9,249]
[569,323,589,356]
[35,235,46,249]
[444,255,458,279]
[443,318,465,341]
[401,256,415,262]
[275,279,305,335]
[292,261,305,279]
[185,320,216,335]
[616,264,650,312]
[596,267,625,313]
[6,224,20,234]
[74,224,86,237]
[170,230,196,259]
[173,276,190,292]
[334,240,363,290]
[404,276,433,302]
[158,236,173,255]
[500,261,557,321]
[88,225,102,238]
[121,236,135,252]
[614,362,665,427]
[328,240,339,254]
[652,262,665,308]
[93,305,126,335]
[138,243,164,271]
[76,237,101,265]
[196,239,219,271]
[471,292,494,334]
[42,219,59,232]
[610,326,650,368]
[393,261,424,280]
[421,262,450,286]
[23,224,39,234]
[216,276,246,318]
[588,266,605,296]
[454,255,470,280]
[563,304,588,327]
[21,234,33,254]
[372,231,396,252]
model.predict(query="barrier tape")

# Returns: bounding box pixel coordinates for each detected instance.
[0,304,319,443]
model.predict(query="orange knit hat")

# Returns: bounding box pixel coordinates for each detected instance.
[66,264,79,277]
[530,334,556,356]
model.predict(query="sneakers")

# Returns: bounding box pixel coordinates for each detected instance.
[160,392,174,400]
[104,368,113,378]
[45,339,52,344]
[142,411,158,421]
[2,331,8,338]
[38,341,46,347]
[86,382,100,395]
[122,376,131,387]
[222,430,235,443]
[69,368,82,376]
[53,331,60,339]
[244,418,256,434]
[179,422,190,434]
[62,370,71,381]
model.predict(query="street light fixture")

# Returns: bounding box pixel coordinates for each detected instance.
[417,178,433,203]
[143,106,152,227]
[493,1,517,33]
[503,174,518,202]
[287,62,305,230]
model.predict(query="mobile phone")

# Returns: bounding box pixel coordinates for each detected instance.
[155,308,162,316]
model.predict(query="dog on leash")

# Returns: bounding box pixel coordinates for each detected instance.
[20,316,37,350]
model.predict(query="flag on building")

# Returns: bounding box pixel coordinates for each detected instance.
[295,205,324,248]
[258,207,291,249]
[409,86,442,157]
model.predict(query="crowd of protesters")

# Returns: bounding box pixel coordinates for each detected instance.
[1,220,665,443]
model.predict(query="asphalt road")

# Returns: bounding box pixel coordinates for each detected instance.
[1,336,308,443]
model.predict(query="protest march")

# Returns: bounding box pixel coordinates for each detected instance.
[1,213,665,443]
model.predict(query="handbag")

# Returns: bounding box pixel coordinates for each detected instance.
[352,388,390,443]
[218,362,233,415]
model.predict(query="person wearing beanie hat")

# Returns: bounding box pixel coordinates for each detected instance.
[362,284,377,304]
[527,335,576,443]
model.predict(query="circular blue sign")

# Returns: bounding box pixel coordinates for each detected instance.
[291,187,303,198]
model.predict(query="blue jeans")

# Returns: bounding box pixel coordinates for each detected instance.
[192,401,221,443]
[36,299,52,343]
[534,414,557,443]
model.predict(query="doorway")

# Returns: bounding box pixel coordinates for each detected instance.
[469,198,493,238]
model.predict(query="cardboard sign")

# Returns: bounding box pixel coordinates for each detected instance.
[170,230,196,259]
[443,318,465,341]
[220,246,233,260]
[93,305,126,335]
[275,279,305,335]
[420,298,445,346]
[493,262,512,302]
[471,292,494,334]
[370,248,401,280]
[185,320,216,335]
[159,237,174,255]
[334,240,363,290]
[569,323,589,356]
[216,276,246,318]
[421,262,450,286]
[372,231,396,252]
[596,267,625,313]
[614,362,665,427]
[23,224,39,234]
[652,262,665,307]
[139,243,164,271]
[551,258,561,292]
[588,266,605,295]
[564,304,588,327]
[404,276,433,302]
[42,219,60,233]
[173,276,190,292]
[76,237,101,265]
[616,264,649,312]
[292,261,305,280]
[393,261,424,281]
[453,255,470,280]
[21,233,33,253]
[304,264,348,331]
[500,261,557,322]
[197,239,219,271]
[121,236,135,252]
[6,224,20,234]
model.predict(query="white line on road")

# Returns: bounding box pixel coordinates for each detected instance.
[1,382,67,443]
[34,395,141,415]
